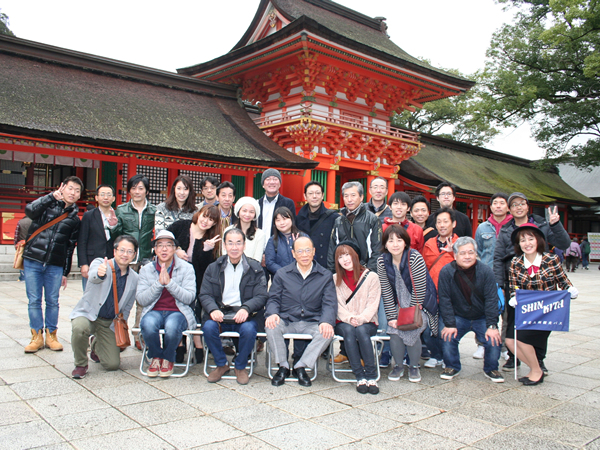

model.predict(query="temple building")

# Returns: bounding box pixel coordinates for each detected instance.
[0,0,593,243]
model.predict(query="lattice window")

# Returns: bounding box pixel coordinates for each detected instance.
[138,165,168,205]
[179,170,221,196]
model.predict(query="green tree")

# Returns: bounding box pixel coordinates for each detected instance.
[477,0,600,168]
[0,10,15,37]
[392,73,499,147]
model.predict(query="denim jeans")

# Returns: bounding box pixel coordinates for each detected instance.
[140,310,187,363]
[24,259,63,332]
[335,322,377,380]
[377,296,391,355]
[81,276,88,292]
[203,319,258,370]
[442,315,501,373]
[422,315,444,361]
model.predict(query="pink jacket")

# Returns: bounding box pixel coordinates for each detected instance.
[333,270,380,326]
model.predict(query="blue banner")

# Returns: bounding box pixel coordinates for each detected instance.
[515,290,571,332]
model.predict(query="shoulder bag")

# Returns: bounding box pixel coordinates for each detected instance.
[13,212,68,270]
[108,260,131,349]
[396,255,423,331]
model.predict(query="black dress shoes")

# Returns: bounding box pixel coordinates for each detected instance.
[522,373,544,386]
[272,366,290,386]
[294,367,312,387]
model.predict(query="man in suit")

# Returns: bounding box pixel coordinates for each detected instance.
[78,184,118,290]
[70,235,139,378]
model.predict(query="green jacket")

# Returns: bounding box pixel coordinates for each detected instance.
[112,200,156,261]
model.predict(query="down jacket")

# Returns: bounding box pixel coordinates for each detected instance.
[24,193,80,276]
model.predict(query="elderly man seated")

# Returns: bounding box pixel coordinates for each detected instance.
[137,230,196,378]
[70,235,139,378]
[200,228,268,385]
[265,236,337,387]
[438,236,503,383]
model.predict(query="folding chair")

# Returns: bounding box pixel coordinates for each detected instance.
[132,327,194,378]
[265,333,318,382]
[326,334,389,383]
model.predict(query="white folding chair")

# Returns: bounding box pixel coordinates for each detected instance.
[132,327,194,378]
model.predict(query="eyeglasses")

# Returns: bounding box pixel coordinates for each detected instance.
[226,241,244,247]
[294,249,313,255]
[155,243,175,250]
[510,202,527,208]
[116,248,135,256]
[438,192,453,197]
[202,186,216,191]
[98,193,114,198]
[458,250,476,256]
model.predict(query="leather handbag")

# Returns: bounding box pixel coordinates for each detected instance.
[396,305,423,331]
[108,261,131,349]
[395,254,423,331]
[13,213,68,270]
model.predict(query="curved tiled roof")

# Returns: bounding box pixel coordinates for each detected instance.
[0,35,316,169]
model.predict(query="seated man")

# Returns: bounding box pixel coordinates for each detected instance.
[438,237,503,383]
[265,236,337,387]
[200,228,268,385]
[70,235,139,378]
[137,230,196,378]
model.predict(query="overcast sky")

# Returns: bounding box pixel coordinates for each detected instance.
[1,0,544,159]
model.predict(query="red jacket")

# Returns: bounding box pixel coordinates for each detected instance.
[422,234,459,288]
[383,218,424,254]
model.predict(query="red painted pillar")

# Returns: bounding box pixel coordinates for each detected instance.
[327,169,336,207]
[245,173,254,199]
[366,174,375,201]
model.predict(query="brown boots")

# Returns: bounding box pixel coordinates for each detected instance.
[24,329,44,353]
[45,329,63,351]
[24,329,63,353]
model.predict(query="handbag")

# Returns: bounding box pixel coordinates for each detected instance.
[13,213,68,270]
[395,254,423,331]
[108,260,131,349]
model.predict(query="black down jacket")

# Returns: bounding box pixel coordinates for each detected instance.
[24,193,80,276]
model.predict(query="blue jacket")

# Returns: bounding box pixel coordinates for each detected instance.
[266,261,337,326]
[475,220,497,269]
[265,231,308,275]
[296,203,339,270]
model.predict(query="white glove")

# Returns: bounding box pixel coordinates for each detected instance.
[509,296,517,308]
[568,286,579,299]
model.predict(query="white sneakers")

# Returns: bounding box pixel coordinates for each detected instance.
[473,345,485,359]
[424,358,444,368]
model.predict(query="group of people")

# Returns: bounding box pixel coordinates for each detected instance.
[18,170,579,392]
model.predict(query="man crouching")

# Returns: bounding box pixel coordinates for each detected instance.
[70,235,139,378]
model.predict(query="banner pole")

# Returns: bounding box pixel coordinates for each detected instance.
[514,325,518,381]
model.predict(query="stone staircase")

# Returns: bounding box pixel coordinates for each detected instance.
[0,245,81,282]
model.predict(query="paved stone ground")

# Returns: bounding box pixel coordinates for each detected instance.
[0,266,599,449]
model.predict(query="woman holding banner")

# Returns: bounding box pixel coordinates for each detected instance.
[506,223,578,385]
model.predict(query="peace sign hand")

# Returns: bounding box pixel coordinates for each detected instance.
[52,183,65,202]
[548,206,560,225]
[203,235,221,252]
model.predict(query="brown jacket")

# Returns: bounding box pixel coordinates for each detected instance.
[334,270,380,326]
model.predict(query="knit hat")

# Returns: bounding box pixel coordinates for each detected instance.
[261,168,282,185]
[508,192,528,206]
[234,196,261,218]
[335,240,362,260]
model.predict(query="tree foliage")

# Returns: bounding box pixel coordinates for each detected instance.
[0,10,15,37]
[391,70,499,147]
[476,0,600,168]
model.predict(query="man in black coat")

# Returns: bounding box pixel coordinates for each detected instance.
[296,181,338,270]
[425,182,472,238]
[78,185,118,290]
[200,228,268,385]
[438,237,503,383]
[23,176,82,353]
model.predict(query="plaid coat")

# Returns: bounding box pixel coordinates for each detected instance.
[509,253,572,297]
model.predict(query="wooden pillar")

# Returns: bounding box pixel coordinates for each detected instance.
[366,174,375,201]
[221,174,232,183]
[245,173,254,199]
[387,178,395,196]
[326,169,336,207]
[472,202,479,238]
[126,156,137,203]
